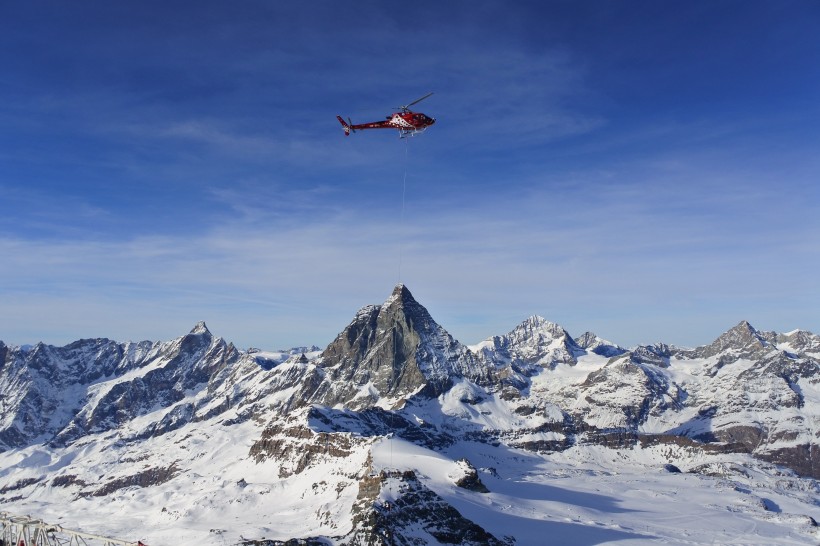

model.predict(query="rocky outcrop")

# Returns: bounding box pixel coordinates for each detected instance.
[759,444,820,480]
[574,332,626,357]
[452,459,489,493]
[342,470,506,546]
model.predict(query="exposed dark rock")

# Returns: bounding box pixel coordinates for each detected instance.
[0,341,8,373]
[51,474,89,488]
[249,411,364,477]
[241,539,327,546]
[776,329,820,358]
[712,425,765,449]
[498,386,521,401]
[688,462,752,478]
[758,444,820,480]
[638,434,749,454]
[578,356,680,429]
[629,344,672,368]
[454,459,489,493]
[0,477,41,493]
[86,462,180,496]
[306,406,457,451]
[513,405,535,416]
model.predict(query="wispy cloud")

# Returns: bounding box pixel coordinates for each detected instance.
[2,152,818,350]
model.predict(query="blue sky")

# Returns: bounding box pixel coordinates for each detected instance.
[2,1,819,349]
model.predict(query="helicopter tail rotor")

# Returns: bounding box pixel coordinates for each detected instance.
[336,115,352,136]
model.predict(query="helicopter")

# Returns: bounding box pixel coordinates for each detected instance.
[337,92,435,138]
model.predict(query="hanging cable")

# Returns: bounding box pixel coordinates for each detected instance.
[398,137,409,283]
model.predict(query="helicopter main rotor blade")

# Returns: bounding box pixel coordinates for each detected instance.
[399,92,434,110]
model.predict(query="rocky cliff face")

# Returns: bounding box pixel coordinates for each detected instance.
[574,331,627,357]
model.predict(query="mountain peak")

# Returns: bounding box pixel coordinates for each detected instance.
[722,320,762,345]
[385,283,415,306]
[190,321,211,336]
[520,315,563,333]
[522,315,554,328]
[316,284,489,406]
[473,315,583,368]
[380,284,437,335]
[698,319,769,359]
[510,315,571,342]
[733,320,756,334]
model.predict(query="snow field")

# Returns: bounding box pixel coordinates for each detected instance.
[372,437,820,545]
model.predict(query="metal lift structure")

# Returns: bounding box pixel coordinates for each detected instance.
[0,512,143,546]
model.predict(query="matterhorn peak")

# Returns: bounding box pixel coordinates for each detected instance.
[394,282,407,293]
[380,283,437,334]
[189,321,211,336]
[315,284,490,406]
[383,283,416,307]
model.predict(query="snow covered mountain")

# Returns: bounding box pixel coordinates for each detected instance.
[0,285,818,545]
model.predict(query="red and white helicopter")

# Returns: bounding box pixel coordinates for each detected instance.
[337,93,435,138]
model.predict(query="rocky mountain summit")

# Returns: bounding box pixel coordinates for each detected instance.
[313,284,493,408]
[1,285,818,545]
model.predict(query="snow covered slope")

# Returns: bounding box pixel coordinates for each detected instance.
[0,285,817,545]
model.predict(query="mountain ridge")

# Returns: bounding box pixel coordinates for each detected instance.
[0,284,818,545]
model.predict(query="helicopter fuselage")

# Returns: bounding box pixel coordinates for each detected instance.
[337,111,435,137]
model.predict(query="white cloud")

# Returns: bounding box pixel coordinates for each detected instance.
[2,159,818,351]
